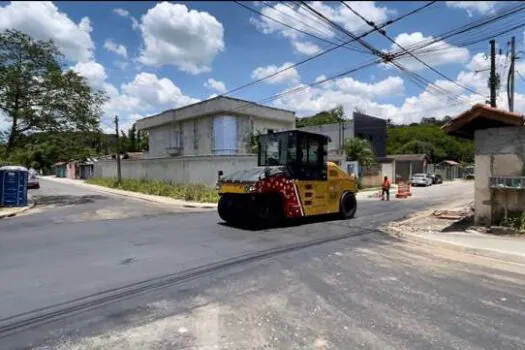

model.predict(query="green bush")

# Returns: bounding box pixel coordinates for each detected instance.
[86,177,219,203]
[500,211,525,233]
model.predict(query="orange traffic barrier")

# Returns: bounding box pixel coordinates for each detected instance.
[396,182,412,199]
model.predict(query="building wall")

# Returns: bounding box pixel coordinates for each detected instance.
[94,155,257,186]
[381,162,394,181]
[353,112,387,157]
[298,121,354,152]
[475,127,525,226]
[66,162,76,179]
[145,114,293,159]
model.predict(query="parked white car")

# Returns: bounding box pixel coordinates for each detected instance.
[410,173,432,187]
[28,168,40,189]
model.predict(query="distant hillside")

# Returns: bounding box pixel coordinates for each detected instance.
[387,117,474,163]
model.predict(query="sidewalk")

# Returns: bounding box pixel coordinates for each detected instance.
[0,197,35,219]
[41,177,217,209]
[384,202,525,265]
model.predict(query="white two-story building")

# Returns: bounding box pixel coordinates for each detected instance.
[135,96,296,158]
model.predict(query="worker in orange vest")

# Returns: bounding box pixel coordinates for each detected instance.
[382,176,391,201]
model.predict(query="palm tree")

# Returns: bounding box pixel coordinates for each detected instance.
[344,138,376,167]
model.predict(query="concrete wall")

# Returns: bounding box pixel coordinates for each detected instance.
[145,114,294,159]
[298,121,354,152]
[475,127,525,225]
[382,162,394,181]
[94,155,257,186]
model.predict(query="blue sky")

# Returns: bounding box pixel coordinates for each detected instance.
[1,1,524,131]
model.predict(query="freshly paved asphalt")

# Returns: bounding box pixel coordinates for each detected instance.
[1,179,524,349]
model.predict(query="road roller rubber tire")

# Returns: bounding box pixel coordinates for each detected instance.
[340,192,357,219]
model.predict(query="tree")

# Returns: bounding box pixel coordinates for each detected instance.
[344,137,376,167]
[244,129,264,153]
[128,123,137,152]
[395,140,444,162]
[387,122,474,163]
[0,29,107,156]
[137,130,149,151]
[119,130,130,154]
[296,105,346,127]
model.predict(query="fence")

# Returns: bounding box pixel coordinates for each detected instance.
[94,155,257,186]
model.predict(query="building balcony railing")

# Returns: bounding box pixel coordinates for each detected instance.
[490,176,525,190]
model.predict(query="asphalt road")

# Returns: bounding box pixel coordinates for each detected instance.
[2,179,524,349]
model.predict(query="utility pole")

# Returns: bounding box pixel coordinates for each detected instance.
[507,36,516,112]
[114,115,122,185]
[489,39,497,108]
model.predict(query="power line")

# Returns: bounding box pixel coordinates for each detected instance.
[222,1,522,118]
[298,1,473,105]
[391,3,525,57]
[517,71,525,83]
[298,1,389,59]
[223,1,432,97]
[226,58,382,114]
[234,1,368,54]
[341,1,486,99]
[271,1,356,47]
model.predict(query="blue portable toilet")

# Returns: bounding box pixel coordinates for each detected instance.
[0,166,28,207]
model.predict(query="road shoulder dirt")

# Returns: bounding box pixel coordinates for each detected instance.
[382,201,525,265]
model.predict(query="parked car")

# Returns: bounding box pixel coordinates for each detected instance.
[410,173,433,187]
[464,166,475,180]
[428,173,443,184]
[28,168,40,189]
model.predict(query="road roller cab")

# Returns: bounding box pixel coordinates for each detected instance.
[217,130,358,227]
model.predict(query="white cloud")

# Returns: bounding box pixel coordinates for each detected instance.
[250,2,395,54]
[273,47,523,125]
[292,41,322,56]
[386,32,470,71]
[310,1,395,33]
[104,39,128,58]
[333,76,404,97]
[446,2,498,16]
[138,2,224,74]
[315,75,327,83]
[0,1,94,62]
[113,8,129,17]
[113,8,139,30]
[251,62,300,84]
[119,73,199,111]
[113,60,129,70]
[70,60,198,131]
[204,78,227,93]
[272,76,404,121]
[71,61,108,90]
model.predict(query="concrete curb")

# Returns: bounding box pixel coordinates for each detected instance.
[382,223,525,266]
[41,177,218,210]
[0,196,36,219]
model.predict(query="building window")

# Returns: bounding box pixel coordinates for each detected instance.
[193,120,198,151]
[213,115,238,155]
[170,125,182,148]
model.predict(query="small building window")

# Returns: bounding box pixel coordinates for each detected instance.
[213,115,238,155]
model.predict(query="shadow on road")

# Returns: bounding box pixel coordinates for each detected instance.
[218,213,348,231]
[32,195,108,207]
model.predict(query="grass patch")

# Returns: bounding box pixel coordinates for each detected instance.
[85,177,219,203]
